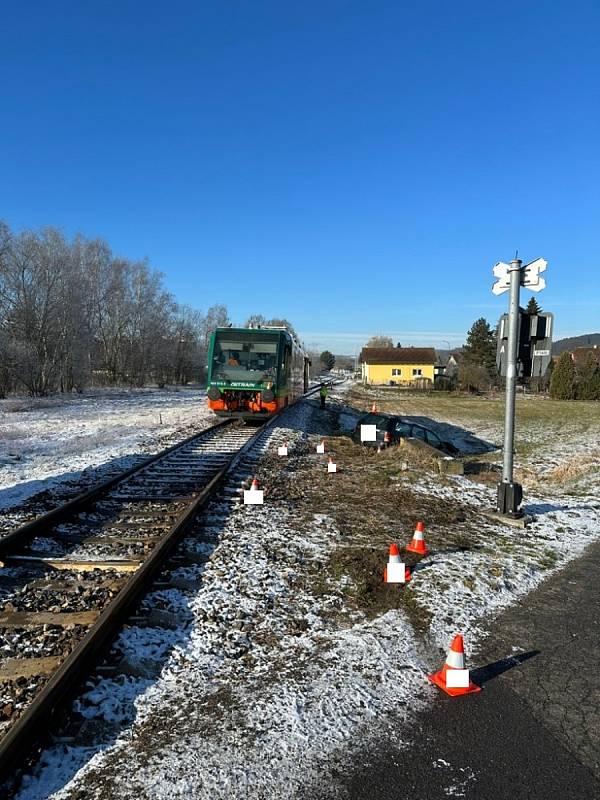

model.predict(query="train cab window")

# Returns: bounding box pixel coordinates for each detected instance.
[250,351,276,371]
[213,337,279,380]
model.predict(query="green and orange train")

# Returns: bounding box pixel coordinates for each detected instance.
[206,326,310,420]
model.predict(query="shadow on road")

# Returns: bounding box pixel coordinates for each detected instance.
[471,649,540,686]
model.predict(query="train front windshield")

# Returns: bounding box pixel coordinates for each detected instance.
[211,335,279,382]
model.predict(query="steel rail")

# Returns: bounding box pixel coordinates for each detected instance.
[0,417,233,558]
[0,385,323,785]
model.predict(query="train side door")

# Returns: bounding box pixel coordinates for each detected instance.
[282,346,292,403]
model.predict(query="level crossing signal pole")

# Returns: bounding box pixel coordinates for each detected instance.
[491,254,548,518]
[498,258,523,515]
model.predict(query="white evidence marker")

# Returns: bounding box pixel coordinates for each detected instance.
[243,490,264,505]
[316,443,325,454]
[277,445,288,456]
[361,424,377,442]
[446,669,470,688]
[386,562,406,583]
[328,462,337,473]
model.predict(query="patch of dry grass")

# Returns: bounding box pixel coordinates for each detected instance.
[544,452,600,484]
[347,385,600,428]
[265,425,487,637]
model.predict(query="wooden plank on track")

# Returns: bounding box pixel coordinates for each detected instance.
[108,495,195,503]
[0,610,99,628]
[132,477,206,484]
[28,577,125,593]
[77,535,158,545]
[106,517,177,528]
[0,656,63,680]
[4,555,142,572]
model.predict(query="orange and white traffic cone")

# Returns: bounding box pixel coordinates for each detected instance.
[383,544,411,583]
[406,521,429,556]
[251,478,260,491]
[428,634,481,696]
[327,456,337,473]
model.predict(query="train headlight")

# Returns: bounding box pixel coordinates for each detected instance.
[262,388,274,403]
[207,386,221,401]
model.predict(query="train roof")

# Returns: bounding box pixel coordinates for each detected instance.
[213,326,307,354]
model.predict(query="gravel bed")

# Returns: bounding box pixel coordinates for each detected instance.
[0,625,91,662]
[1,578,120,614]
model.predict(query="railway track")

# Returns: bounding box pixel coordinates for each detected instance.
[0,403,301,787]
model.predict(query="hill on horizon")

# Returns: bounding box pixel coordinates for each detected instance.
[552,333,600,354]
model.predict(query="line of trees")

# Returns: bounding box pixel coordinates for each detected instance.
[0,221,229,397]
[550,352,600,400]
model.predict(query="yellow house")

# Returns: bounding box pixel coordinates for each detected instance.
[360,346,437,385]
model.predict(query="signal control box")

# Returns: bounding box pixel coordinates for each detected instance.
[496,311,554,379]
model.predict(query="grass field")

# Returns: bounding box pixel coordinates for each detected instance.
[344,385,600,490]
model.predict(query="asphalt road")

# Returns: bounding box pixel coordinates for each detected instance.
[323,536,600,800]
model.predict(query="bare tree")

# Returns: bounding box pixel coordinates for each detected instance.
[245,313,267,328]
[365,335,394,348]
[0,227,68,395]
[0,220,229,395]
[169,306,205,385]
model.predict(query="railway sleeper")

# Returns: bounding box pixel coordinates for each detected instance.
[101,523,176,533]
[113,656,163,680]
[168,551,211,565]
[153,576,203,591]
[0,656,63,682]
[126,476,212,484]
[3,556,142,572]
[0,610,99,628]
[26,577,125,594]
[126,609,181,629]
[107,494,196,503]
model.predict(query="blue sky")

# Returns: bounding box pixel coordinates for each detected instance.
[1,1,599,353]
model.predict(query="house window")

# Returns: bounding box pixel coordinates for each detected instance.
[412,368,423,377]
[391,368,402,376]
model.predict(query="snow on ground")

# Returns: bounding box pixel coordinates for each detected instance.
[0,387,211,512]
[9,384,600,799]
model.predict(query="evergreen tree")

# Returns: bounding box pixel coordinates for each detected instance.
[526,297,541,315]
[549,352,576,399]
[462,318,496,382]
[576,353,600,400]
[525,298,543,391]
[320,350,335,370]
